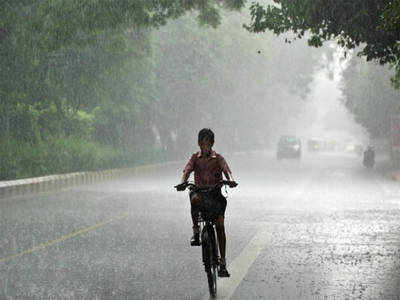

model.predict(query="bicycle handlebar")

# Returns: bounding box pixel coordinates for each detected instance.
[174,180,238,192]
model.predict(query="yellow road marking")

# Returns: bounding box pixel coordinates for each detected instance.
[0,213,128,263]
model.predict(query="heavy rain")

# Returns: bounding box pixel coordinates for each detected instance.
[1,1,400,299]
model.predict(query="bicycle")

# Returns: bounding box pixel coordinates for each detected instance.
[175,180,235,297]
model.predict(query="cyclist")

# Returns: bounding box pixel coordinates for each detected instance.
[176,128,237,277]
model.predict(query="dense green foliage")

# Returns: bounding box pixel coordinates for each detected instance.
[1,1,245,180]
[0,137,165,180]
[246,0,400,86]
[1,1,326,180]
[341,55,400,139]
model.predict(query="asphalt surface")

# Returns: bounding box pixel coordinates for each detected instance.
[1,151,400,299]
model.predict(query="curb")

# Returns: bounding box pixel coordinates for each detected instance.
[0,161,180,199]
[0,150,263,199]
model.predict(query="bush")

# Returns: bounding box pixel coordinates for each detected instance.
[0,138,167,180]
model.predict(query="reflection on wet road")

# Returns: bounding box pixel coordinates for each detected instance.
[1,151,399,299]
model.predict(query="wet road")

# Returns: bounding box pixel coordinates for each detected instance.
[1,151,400,299]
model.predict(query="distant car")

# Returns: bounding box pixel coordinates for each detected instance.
[307,139,320,152]
[277,135,301,160]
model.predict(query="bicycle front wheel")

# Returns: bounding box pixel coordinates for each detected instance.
[207,263,217,297]
[202,227,217,297]
[207,231,218,297]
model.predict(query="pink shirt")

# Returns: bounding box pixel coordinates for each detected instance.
[183,150,231,188]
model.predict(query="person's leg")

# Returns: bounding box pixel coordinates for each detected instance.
[215,215,226,263]
[190,192,201,245]
[215,191,229,277]
[216,215,230,277]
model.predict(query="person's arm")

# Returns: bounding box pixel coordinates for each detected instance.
[219,155,236,184]
[175,155,195,191]
[180,154,195,183]
[222,165,234,181]
[224,170,235,182]
[180,169,191,184]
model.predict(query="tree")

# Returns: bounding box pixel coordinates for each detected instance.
[0,0,246,51]
[245,1,400,83]
[341,55,400,139]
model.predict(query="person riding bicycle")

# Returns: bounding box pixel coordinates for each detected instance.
[175,128,237,278]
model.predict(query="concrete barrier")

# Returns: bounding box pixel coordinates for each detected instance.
[0,161,180,199]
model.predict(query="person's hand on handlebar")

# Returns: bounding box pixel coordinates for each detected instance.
[175,182,188,191]
[226,180,238,188]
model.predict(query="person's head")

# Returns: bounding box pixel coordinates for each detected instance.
[198,128,214,155]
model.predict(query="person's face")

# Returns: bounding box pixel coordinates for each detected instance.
[198,138,213,156]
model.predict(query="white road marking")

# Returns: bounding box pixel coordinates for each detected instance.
[203,228,271,300]
[203,165,318,299]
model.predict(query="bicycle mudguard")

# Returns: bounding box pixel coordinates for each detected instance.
[201,228,209,265]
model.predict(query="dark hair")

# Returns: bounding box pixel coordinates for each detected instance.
[198,128,214,144]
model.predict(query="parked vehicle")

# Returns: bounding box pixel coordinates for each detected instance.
[277,135,301,160]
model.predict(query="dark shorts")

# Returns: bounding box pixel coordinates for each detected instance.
[190,189,227,218]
